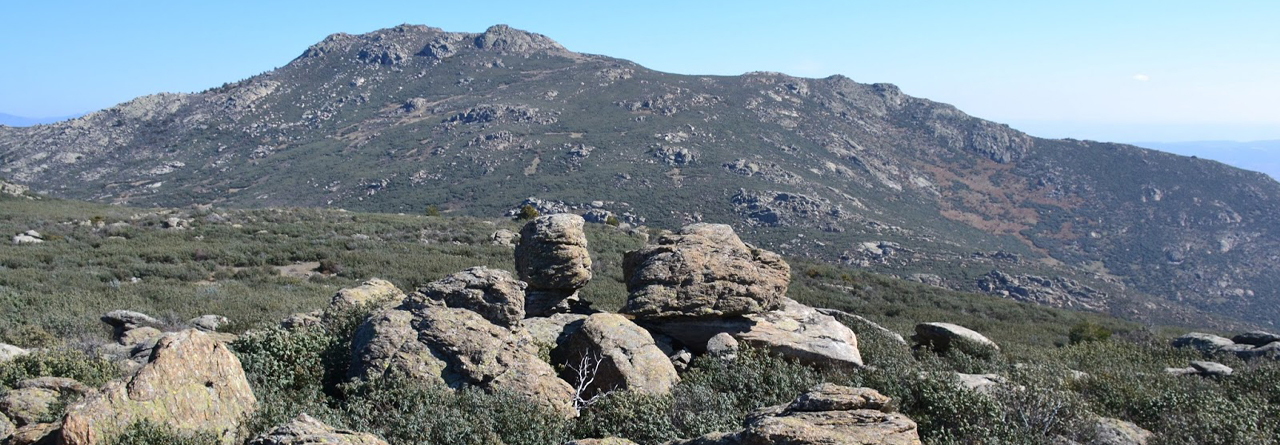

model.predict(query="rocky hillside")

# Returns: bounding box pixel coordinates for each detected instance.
[2,24,1278,328]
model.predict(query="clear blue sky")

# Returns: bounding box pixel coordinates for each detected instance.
[1,0,1276,142]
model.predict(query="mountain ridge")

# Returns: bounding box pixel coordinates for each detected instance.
[1,24,1276,329]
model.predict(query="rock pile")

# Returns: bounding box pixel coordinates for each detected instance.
[671,383,922,444]
[515,214,593,316]
[1173,331,1280,359]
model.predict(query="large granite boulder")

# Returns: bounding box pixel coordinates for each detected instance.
[515,214,593,316]
[416,266,526,328]
[249,413,388,445]
[645,298,863,367]
[60,329,257,445]
[348,296,576,417]
[525,313,588,352]
[913,322,999,356]
[10,422,59,445]
[0,387,59,426]
[671,383,922,445]
[621,223,789,320]
[557,313,679,397]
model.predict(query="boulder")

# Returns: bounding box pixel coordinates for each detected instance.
[913,323,999,356]
[189,315,230,332]
[1,343,29,362]
[1236,341,1280,359]
[59,329,257,445]
[525,313,588,351]
[565,439,639,445]
[10,422,59,445]
[0,387,59,426]
[1191,360,1233,376]
[1171,332,1234,353]
[327,278,407,314]
[646,299,863,367]
[1231,331,1280,347]
[12,234,43,244]
[706,333,739,356]
[1,415,12,442]
[17,377,93,395]
[515,214,593,316]
[349,297,576,417]
[557,313,679,398]
[1092,417,1153,445]
[100,310,161,340]
[249,413,388,445]
[118,326,162,346]
[280,311,324,330]
[673,383,921,445]
[490,229,520,246]
[815,308,908,345]
[954,373,1004,394]
[621,223,789,320]
[417,267,526,328]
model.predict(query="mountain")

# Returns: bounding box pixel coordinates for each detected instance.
[1136,140,1280,181]
[1,24,1277,328]
[0,112,82,127]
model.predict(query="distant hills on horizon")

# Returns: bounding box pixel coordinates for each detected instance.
[0,112,84,127]
[1133,140,1280,181]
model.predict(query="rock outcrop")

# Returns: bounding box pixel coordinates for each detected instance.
[1165,360,1233,377]
[646,298,863,367]
[327,278,407,314]
[60,329,257,445]
[556,313,678,397]
[249,413,388,445]
[0,387,59,426]
[1172,331,1280,360]
[913,322,999,356]
[188,314,230,332]
[1232,331,1280,346]
[515,214,593,316]
[416,266,525,328]
[672,383,922,445]
[348,295,576,417]
[100,310,162,342]
[621,223,789,320]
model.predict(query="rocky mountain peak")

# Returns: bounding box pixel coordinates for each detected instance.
[474,24,567,54]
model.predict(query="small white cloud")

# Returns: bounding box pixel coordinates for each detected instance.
[1132,74,1151,82]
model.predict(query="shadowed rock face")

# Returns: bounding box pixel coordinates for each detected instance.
[622,223,790,320]
[60,329,257,445]
[348,296,576,417]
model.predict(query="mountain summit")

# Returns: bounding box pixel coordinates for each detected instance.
[1,24,1277,327]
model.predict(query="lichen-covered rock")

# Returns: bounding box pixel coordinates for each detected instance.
[249,413,388,445]
[1171,332,1235,353]
[672,383,921,445]
[515,214,593,316]
[59,329,257,445]
[491,229,520,246]
[557,313,679,397]
[913,322,999,356]
[417,267,525,327]
[621,223,789,320]
[118,326,162,346]
[18,377,93,395]
[0,414,13,442]
[349,297,576,417]
[101,310,161,341]
[645,299,863,367]
[327,278,406,314]
[706,333,739,356]
[525,313,588,351]
[0,387,58,426]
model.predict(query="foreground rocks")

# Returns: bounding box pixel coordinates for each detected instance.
[557,313,679,397]
[0,343,29,362]
[60,329,257,445]
[348,294,576,417]
[249,413,388,445]
[515,214,593,316]
[672,383,921,445]
[622,223,789,320]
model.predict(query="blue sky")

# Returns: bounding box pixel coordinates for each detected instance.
[1,0,1276,142]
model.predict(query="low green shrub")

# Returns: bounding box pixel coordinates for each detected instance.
[108,420,219,445]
